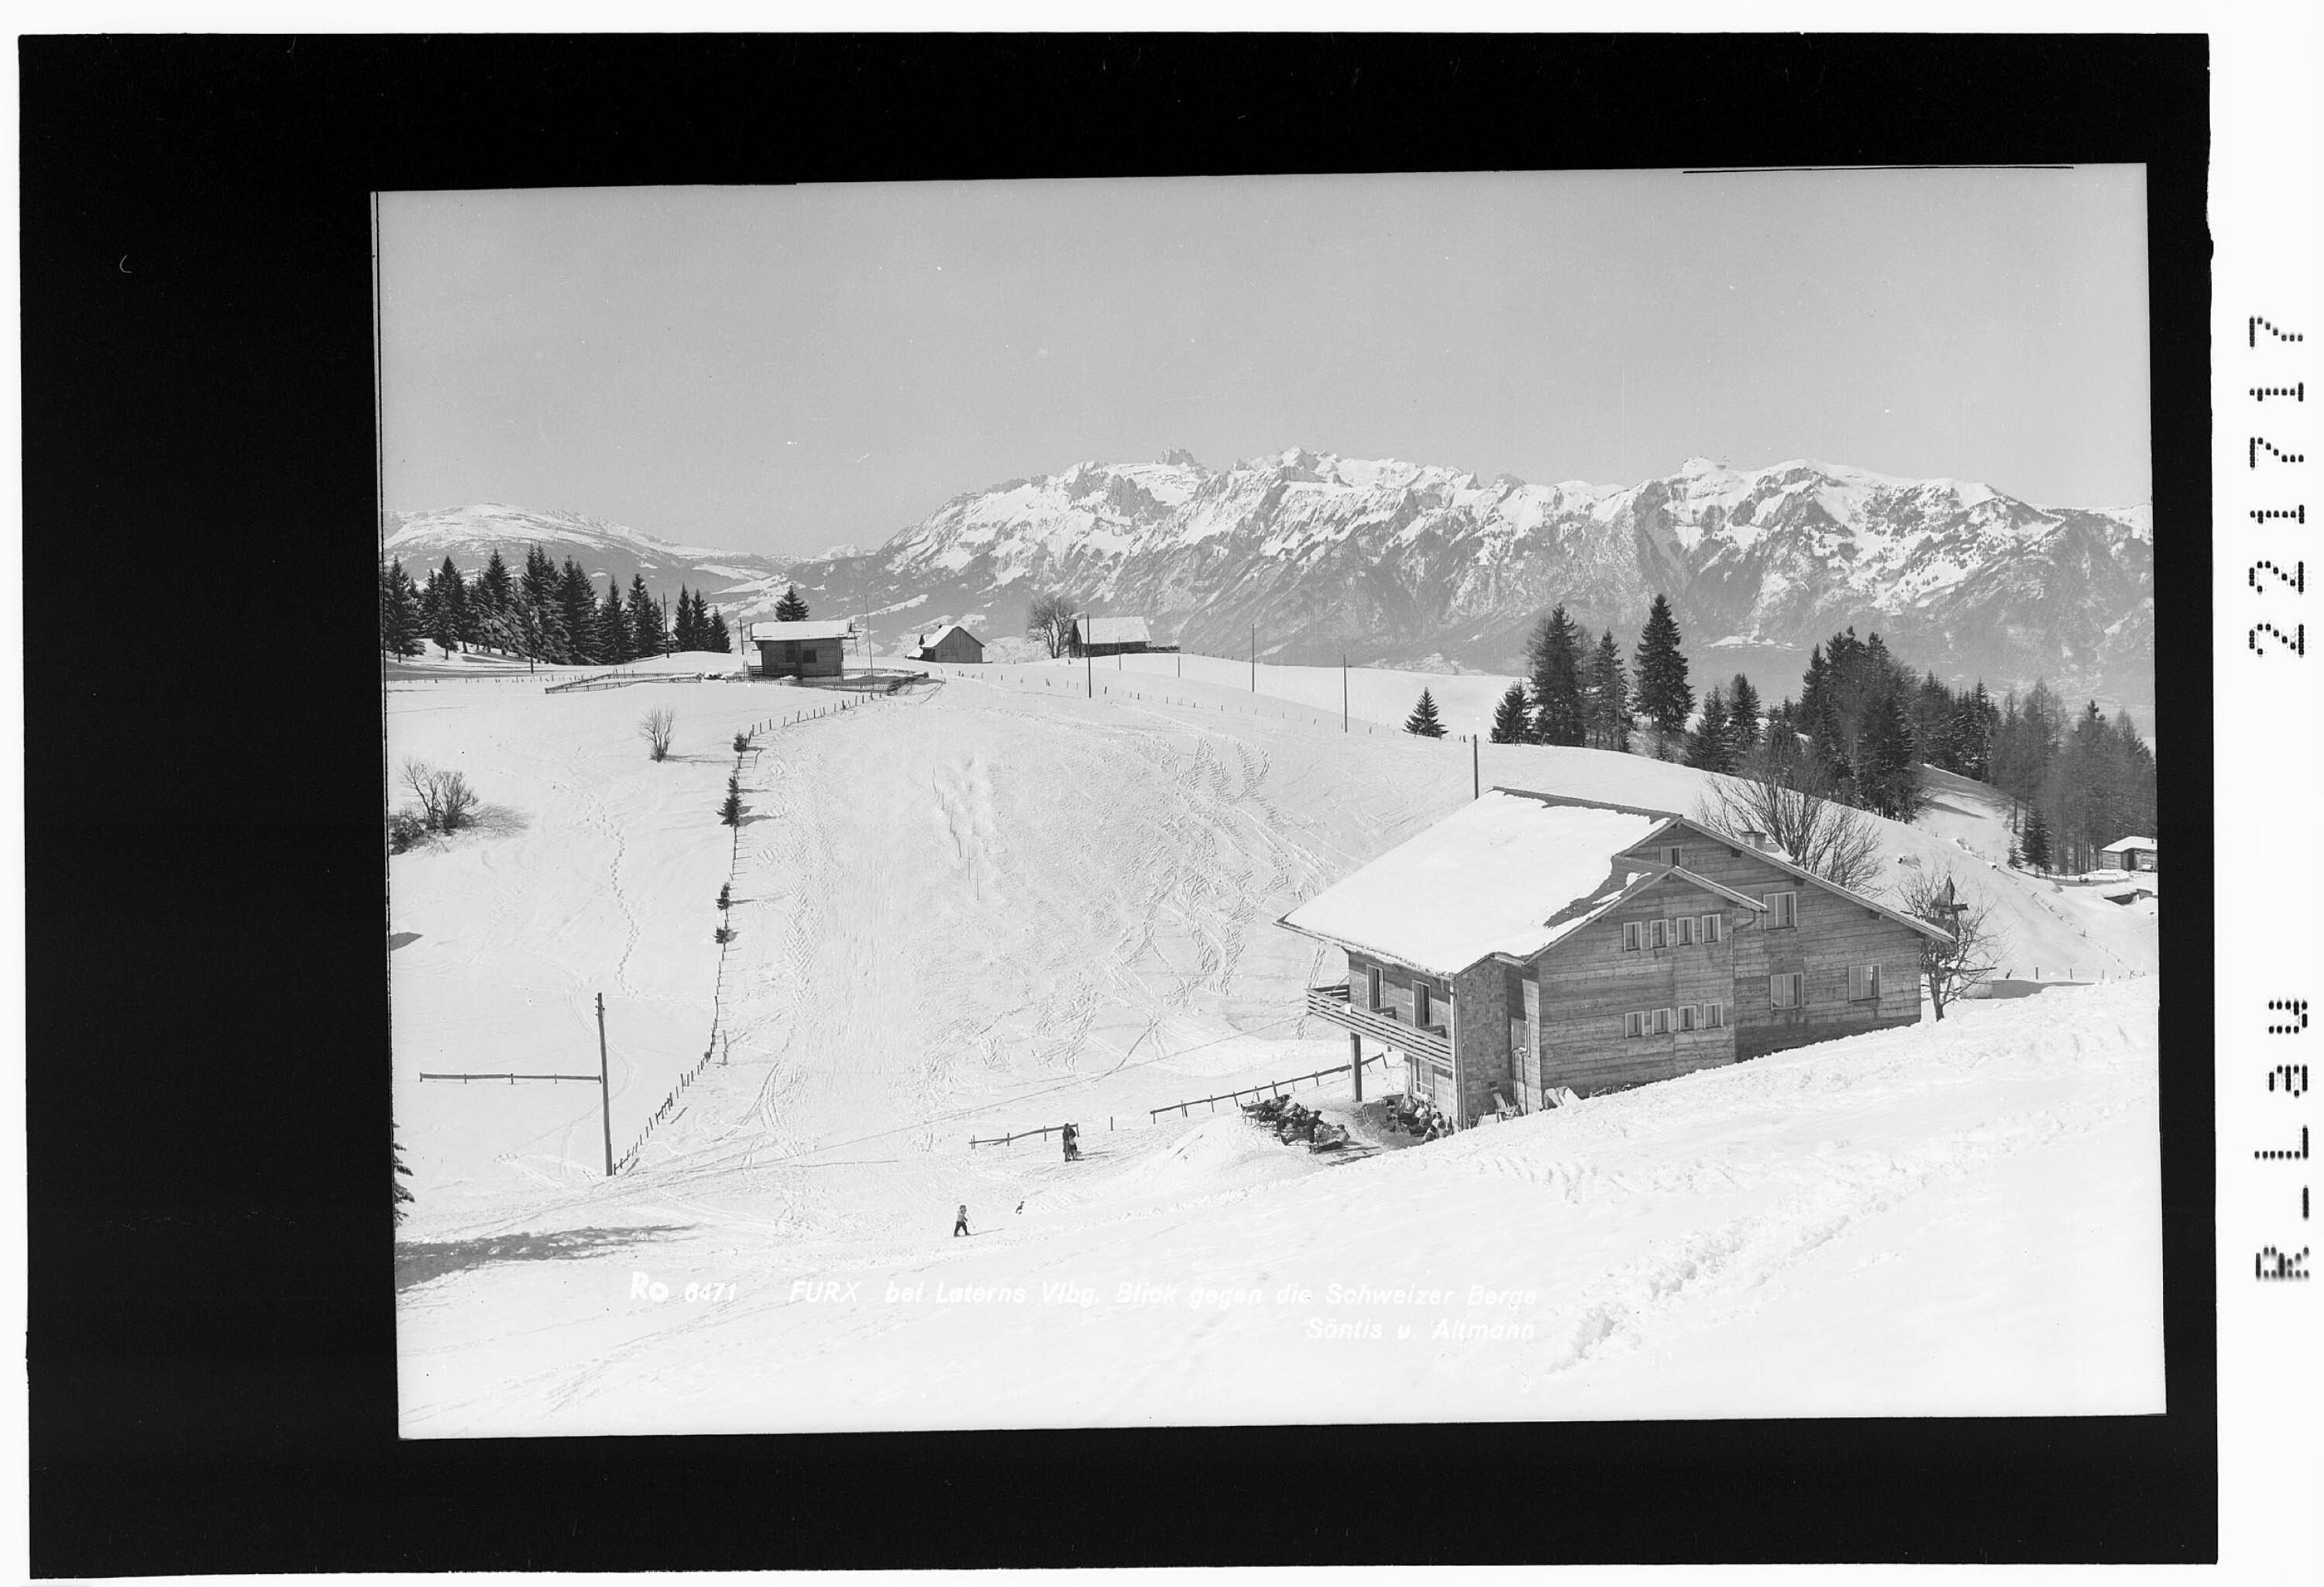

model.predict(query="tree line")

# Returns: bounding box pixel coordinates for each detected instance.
[1465,594,2154,869]
[379,548,734,664]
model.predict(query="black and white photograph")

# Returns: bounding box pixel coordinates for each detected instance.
[382,167,2164,1434]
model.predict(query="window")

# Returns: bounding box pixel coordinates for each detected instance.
[1622,921,1643,952]
[1624,1010,1645,1038]
[1652,1008,1674,1035]
[1679,1004,1698,1031]
[1704,1002,1727,1028]
[1675,916,1697,947]
[1770,973,1803,1008]
[1364,965,1383,1010]
[1650,919,1668,949]
[1415,983,1432,1027]
[1765,891,1799,929]
[1848,965,1882,1002]
[1700,913,1723,943]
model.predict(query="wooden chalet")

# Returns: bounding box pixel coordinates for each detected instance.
[1279,790,1951,1128]
[908,623,985,664]
[1070,615,1152,658]
[748,618,858,680]
[2097,835,2157,873]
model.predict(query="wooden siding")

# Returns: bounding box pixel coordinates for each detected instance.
[755,638,845,679]
[1532,874,1741,1095]
[920,631,983,663]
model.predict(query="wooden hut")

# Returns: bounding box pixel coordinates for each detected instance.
[907,624,985,664]
[1070,615,1152,658]
[2097,835,2157,873]
[748,618,858,680]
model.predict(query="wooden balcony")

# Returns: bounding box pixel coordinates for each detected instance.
[1305,983,1452,1065]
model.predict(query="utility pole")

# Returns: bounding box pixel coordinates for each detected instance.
[1250,624,1256,691]
[596,992,614,1177]
[1473,734,1480,800]
[1350,1032,1363,1102]
[1342,653,1348,732]
[1083,617,1092,698]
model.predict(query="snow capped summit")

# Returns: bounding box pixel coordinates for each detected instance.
[386,449,2152,718]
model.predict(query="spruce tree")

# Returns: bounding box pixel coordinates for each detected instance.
[1526,605,1587,745]
[627,573,661,658]
[379,559,424,657]
[1489,682,1531,744]
[1726,673,1762,760]
[1632,594,1693,755]
[556,559,601,663]
[439,556,473,647]
[719,772,745,827]
[674,587,701,652]
[2021,806,2054,873]
[1404,688,1446,738]
[708,607,732,653]
[600,581,633,663]
[1587,630,1631,752]
[479,548,515,621]
[774,584,810,622]
[1684,683,1734,773]
[418,565,459,656]
[1858,687,1922,819]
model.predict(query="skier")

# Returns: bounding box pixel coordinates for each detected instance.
[953,1203,970,1238]
[1061,1122,1081,1162]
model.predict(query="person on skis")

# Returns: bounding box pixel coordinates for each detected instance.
[953,1203,970,1238]
[1061,1122,1080,1162]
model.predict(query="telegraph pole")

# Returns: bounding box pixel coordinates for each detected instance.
[595,992,614,1177]
[1473,734,1480,800]
[1342,652,1348,732]
[1250,623,1256,691]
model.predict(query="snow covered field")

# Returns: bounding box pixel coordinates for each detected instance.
[390,653,2161,1434]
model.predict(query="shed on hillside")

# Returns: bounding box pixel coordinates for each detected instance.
[1070,615,1152,657]
[748,618,857,680]
[2097,835,2157,873]
[908,624,985,664]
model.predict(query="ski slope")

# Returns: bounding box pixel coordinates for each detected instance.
[389,652,2161,1434]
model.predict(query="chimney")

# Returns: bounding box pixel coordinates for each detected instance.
[1742,828,1769,852]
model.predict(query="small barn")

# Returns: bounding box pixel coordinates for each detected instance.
[2098,835,2157,873]
[1071,615,1152,658]
[908,624,985,664]
[748,618,858,680]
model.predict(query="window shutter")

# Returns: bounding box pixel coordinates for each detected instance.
[1623,921,1641,952]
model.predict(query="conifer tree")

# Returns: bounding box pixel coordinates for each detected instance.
[379,559,424,657]
[1586,630,1632,752]
[438,556,473,647]
[1858,687,1923,819]
[1726,673,1762,760]
[708,607,732,653]
[479,547,515,621]
[2020,806,2054,873]
[1490,682,1532,744]
[555,559,601,663]
[719,772,745,827]
[1684,683,1735,773]
[773,584,810,622]
[1404,688,1446,738]
[627,573,660,659]
[600,580,633,663]
[673,587,701,652]
[1632,594,1693,756]
[1526,605,1587,745]
[418,565,459,656]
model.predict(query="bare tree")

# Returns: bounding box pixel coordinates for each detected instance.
[1694,769,1885,894]
[639,705,676,762]
[1026,592,1078,659]
[399,758,480,834]
[1896,867,1996,1020]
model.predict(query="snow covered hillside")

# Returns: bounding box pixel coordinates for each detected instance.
[390,654,2159,1434]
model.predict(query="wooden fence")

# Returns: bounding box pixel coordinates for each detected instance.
[1147,1053,1388,1121]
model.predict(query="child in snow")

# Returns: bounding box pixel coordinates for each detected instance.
[953,1204,970,1238]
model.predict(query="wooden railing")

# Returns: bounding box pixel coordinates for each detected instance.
[1147,1053,1390,1121]
[1303,983,1452,1063]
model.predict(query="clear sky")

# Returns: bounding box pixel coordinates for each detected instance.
[380,167,2150,557]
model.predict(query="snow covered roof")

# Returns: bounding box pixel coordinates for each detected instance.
[2101,835,2157,852]
[914,623,982,649]
[1074,615,1150,645]
[749,619,857,643]
[1280,792,1668,976]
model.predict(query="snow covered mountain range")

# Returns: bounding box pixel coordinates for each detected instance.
[383,449,2154,719]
